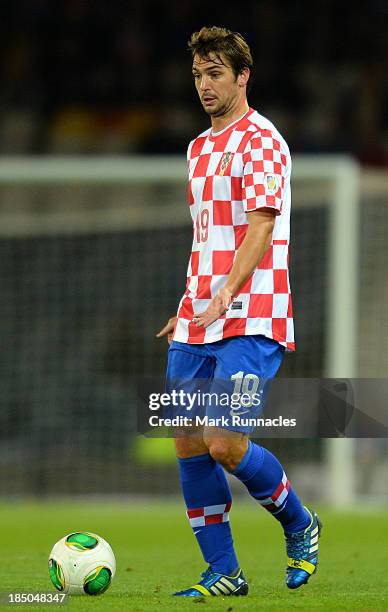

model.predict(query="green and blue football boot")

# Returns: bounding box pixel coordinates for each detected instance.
[173,567,248,597]
[285,507,322,589]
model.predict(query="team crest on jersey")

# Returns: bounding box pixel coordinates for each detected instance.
[219,152,234,176]
[264,173,279,194]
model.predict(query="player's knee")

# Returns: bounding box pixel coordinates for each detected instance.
[207,436,249,471]
[174,432,208,458]
[207,441,233,469]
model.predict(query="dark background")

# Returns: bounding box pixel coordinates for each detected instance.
[0,0,387,163]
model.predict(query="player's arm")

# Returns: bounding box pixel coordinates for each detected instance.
[224,208,275,296]
[193,210,275,328]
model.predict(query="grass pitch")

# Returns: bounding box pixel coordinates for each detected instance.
[1,500,388,611]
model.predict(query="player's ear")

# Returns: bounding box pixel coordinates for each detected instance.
[237,67,250,88]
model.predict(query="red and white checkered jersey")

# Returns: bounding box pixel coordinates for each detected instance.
[173,108,295,351]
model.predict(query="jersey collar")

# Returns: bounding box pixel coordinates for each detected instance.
[209,108,254,141]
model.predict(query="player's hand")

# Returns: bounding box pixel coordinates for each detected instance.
[193,288,233,328]
[156,316,177,344]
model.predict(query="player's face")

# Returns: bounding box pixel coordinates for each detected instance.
[192,53,245,118]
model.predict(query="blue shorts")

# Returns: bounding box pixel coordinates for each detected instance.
[165,335,284,433]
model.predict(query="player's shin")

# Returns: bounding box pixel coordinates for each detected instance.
[232,441,310,532]
[178,453,239,575]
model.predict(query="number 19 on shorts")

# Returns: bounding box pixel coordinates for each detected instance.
[231,371,261,408]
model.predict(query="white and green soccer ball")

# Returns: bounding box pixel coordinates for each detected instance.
[48,532,116,595]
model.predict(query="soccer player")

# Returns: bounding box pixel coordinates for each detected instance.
[157,26,321,597]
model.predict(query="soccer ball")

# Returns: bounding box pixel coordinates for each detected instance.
[48,532,116,595]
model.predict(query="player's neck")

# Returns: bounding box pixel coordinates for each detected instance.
[210,100,250,134]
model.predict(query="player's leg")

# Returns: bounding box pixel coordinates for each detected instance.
[204,431,311,536]
[167,342,246,596]
[231,440,321,588]
[205,335,321,589]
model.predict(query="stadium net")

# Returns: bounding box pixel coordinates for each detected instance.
[0,156,387,505]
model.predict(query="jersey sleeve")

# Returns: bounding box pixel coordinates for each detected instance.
[242,131,288,215]
[187,139,194,162]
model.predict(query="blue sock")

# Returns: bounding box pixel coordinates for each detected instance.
[178,453,239,575]
[232,442,310,533]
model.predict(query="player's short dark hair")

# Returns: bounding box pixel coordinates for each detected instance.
[188,26,254,92]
